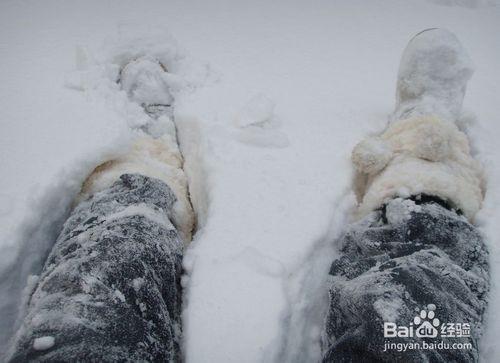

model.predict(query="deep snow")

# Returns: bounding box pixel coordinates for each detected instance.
[1,0,499,362]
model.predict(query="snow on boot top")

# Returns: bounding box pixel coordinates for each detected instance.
[119,55,174,119]
[393,28,474,123]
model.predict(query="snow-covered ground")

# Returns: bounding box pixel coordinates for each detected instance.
[1,0,499,361]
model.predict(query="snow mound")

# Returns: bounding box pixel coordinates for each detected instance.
[120,55,174,108]
[33,336,55,351]
[234,94,290,148]
[235,93,275,128]
[385,198,422,225]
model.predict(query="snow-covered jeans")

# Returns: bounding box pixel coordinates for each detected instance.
[7,174,183,362]
[322,197,489,362]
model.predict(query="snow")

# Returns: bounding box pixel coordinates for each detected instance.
[104,204,175,230]
[132,277,145,292]
[373,296,404,323]
[114,289,126,303]
[32,336,55,351]
[235,94,275,128]
[119,56,175,108]
[0,0,499,362]
[385,198,422,226]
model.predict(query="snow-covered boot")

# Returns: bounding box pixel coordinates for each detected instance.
[80,56,194,242]
[351,28,483,222]
[322,29,489,362]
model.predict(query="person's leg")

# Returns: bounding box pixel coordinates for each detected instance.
[322,29,489,362]
[7,174,184,362]
[6,57,193,362]
[323,197,488,362]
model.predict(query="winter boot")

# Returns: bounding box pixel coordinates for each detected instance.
[80,56,194,242]
[351,28,483,223]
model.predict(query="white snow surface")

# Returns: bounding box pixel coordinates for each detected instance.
[0,0,499,362]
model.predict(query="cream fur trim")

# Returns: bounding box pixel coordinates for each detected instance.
[353,116,484,221]
[78,135,194,243]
